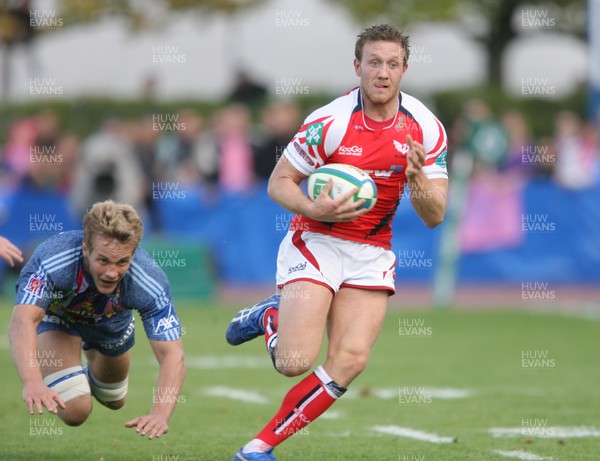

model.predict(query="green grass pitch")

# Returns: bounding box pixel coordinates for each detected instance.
[1,300,599,460]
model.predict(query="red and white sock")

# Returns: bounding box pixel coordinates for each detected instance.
[242,366,346,453]
[262,306,279,359]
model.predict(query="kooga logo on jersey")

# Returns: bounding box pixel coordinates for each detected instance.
[338,145,363,156]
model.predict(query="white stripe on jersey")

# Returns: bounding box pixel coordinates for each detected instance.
[38,248,81,278]
[42,254,82,275]
[19,248,81,305]
[400,92,448,180]
[39,247,80,268]
[20,286,41,307]
[283,89,357,176]
[284,88,447,180]
[162,329,179,340]
[400,93,447,153]
[129,260,163,292]
[128,261,170,310]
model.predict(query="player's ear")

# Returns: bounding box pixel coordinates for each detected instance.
[82,242,88,257]
[354,58,361,77]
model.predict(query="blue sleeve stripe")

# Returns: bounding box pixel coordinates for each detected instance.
[18,250,80,306]
[19,293,31,306]
[40,247,80,269]
[33,248,79,282]
[20,289,44,306]
[151,328,181,341]
[129,269,166,301]
[36,249,80,282]
[130,261,164,294]
[126,262,178,342]
[166,329,180,340]
[129,262,171,308]
[19,292,34,306]
[44,256,81,275]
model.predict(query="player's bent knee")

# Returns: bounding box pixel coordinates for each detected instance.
[101,397,126,410]
[332,351,370,381]
[43,366,92,426]
[86,367,128,409]
[349,358,369,379]
[58,394,93,426]
[277,363,312,377]
[274,354,313,377]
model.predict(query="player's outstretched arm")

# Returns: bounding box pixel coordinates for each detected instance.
[268,155,367,222]
[405,135,448,228]
[125,338,185,440]
[8,304,66,415]
[0,236,24,267]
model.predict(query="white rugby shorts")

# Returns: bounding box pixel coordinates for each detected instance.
[276,230,396,294]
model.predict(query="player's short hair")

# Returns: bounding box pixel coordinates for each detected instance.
[83,200,143,251]
[355,24,410,65]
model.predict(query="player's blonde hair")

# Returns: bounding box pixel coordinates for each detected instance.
[83,200,143,251]
[355,24,410,65]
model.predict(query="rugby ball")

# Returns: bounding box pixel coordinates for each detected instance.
[307,163,377,211]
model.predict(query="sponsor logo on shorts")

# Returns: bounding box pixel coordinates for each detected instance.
[102,319,135,350]
[338,145,363,156]
[287,262,307,274]
[25,274,46,298]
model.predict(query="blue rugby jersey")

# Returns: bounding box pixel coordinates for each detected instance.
[15,231,181,341]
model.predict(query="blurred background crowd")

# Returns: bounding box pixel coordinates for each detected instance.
[0,92,304,231]
[1,0,599,303]
[1,91,597,230]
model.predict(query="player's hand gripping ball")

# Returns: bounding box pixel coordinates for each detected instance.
[307,163,378,212]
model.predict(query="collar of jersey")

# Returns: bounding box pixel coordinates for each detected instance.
[358,88,401,132]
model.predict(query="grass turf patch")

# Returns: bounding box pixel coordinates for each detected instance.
[1,300,599,460]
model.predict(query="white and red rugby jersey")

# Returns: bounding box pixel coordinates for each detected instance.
[284,87,448,249]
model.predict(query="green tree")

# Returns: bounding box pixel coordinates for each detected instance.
[326,0,584,87]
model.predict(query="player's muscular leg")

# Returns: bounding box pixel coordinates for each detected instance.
[324,288,388,387]
[38,331,92,426]
[275,281,333,377]
[84,349,130,410]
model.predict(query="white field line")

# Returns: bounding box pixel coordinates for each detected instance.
[201,386,268,404]
[489,426,600,438]
[375,387,472,399]
[423,387,473,399]
[556,306,600,321]
[372,425,456,443]
[319,410,342,420]
[324,431,351,438]
[370,389,397,399]
[348,387,472,400]
[186,355,270,369]
[492,449,552,460]
[342,389,359,399]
